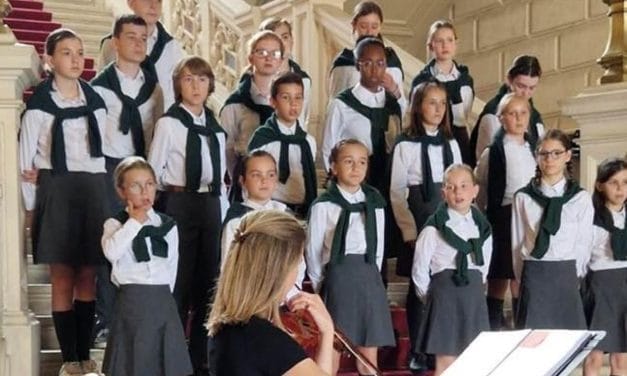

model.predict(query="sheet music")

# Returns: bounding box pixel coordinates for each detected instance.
[442,330,531,376]
[490,330,591,376]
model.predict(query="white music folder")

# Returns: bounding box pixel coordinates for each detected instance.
[443,329,606,376]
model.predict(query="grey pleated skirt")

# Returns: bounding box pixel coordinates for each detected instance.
[103,284,193,376]
[320,254,395,347]
[417,269,489,355]
[33,170,107,266]
[515,259,586,330]
[582,267,627,353]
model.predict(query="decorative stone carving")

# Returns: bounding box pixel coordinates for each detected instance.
[597,0,627,83]
[0,0,13,34]
[209,17,241,91]
[172,0,202,55]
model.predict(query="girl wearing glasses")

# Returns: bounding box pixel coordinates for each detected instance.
[328,1,405,102]
[470,55,545,167]
[410,20,474,165]
[511,129,593,330]
[101,156,192,376]
[259,17,312,132]
[322,36,404,194]
[221,30,284,202]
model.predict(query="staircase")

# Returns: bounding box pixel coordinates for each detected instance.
[5,0,113,374]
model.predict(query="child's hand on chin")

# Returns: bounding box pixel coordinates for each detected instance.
[128,200,149,223]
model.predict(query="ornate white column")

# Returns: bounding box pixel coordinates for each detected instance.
[0,6,41,374]
[562,1,627,191]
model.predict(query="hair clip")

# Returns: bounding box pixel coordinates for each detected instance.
[233,228,249,244]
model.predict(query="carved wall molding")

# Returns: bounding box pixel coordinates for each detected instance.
[172,0,202,56]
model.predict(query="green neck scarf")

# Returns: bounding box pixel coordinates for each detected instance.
[248,114,317,209]
[163,104,225,194]
[24,77,105,173]
[91,63,157,157]
[313,181,386,264]
[221,73,274,124]
[336,88,401,184]
[140,22,173,80]
[395,131,454,202]
[594,205,627,261]
[114,210,176,262]
[518,179,583,259]
[424,203,492,286]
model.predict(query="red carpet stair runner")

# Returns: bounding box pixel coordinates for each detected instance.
[6,0,96,103]
[9,1,420,374]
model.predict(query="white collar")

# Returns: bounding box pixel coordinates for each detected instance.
[337,184,365,203]
[179,103,206,125]
[243,199,286,211]
[276,118,297,135]
[430,61,460,79]
[352,82,385,103]
[540,177,567,196]
[114,64,145,82]
[447,207,474,224]
[51,79,86,105]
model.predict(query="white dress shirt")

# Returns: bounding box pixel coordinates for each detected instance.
[474,112,545,163]
[148,104,229,217]
[389,130,462,241]
[409,63,474,128]
[101,208,179,291]
[19,81,107,210]
[328,63,405,105]
[249,118,317,205]
[411,207,493,300]
[220,199,288,263]
[98,25,185,110]
[475,134,537,211]
[322,83,404,171]
[589,206,627,271]
[305,185,385,291]
[511,178,594,281]
[92,66,164,158]
[220,79,272,177]
[220,199,305,297]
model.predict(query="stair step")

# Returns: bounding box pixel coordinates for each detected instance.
[19,39,44,54]
[27,256,49,284]
[7,8,52,22]
[37,315,59,349]
[4,17,61,32]
[51,11,114,28]
[12,28,51,42]
[43,1,106,14]
[28,283,51,316]
[40,349,104,376]
[8,0,43,10]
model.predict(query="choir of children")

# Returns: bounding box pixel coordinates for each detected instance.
[18,2,626,376]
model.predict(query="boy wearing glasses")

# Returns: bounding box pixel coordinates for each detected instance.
[101,156,192,376]
[91,14,164,348]
[248,72,317,217]
[148,56,228,375]
[322,36,405,193]
[220,30,284,202]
